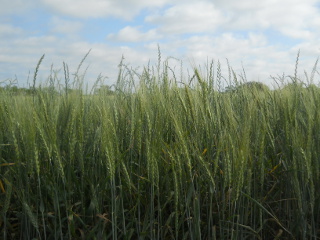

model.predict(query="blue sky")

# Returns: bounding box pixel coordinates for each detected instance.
[1,0,320,89]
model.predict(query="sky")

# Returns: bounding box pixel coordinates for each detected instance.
[1,0,320,90]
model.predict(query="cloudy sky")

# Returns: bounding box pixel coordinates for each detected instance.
[1,0,320,89]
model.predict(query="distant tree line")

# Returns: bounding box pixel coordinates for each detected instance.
[1,82,319,96]
[0,84,115,96]
[0,86,34,95]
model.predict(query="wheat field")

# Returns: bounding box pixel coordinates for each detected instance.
[1,53,320,239]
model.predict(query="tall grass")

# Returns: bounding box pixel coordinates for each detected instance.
[1,54,320,239]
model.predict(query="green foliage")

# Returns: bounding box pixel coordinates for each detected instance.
[94,85,114,95]
[1,56,320,239]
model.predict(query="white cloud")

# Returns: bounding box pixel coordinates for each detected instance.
[41,0,173,19]
[0,0,35,15]
[107,26,161,42]
[49,17,83,35]
[0,24,24,37]
[214,0,274,11]
[214,0,320,39]
[0,35,62,68]
[143,0,319,40]
[146,1,226,34]
[255,1,319,39]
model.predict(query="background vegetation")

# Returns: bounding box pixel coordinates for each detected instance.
[1,53,320,239]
